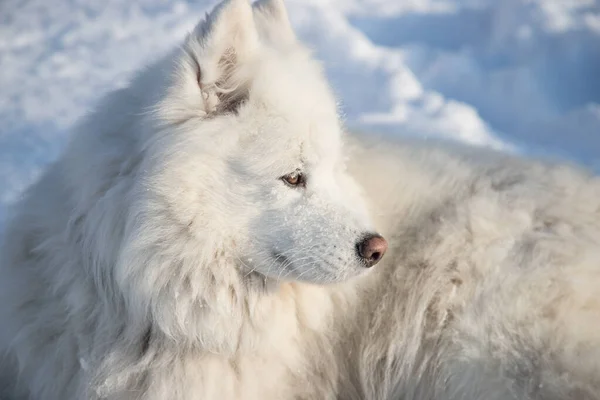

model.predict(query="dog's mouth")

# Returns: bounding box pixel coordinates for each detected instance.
[264,249,366,284]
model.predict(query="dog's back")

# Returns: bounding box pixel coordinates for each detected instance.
[346,131,600,399]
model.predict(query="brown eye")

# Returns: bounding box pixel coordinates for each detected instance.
[281,171,306,187]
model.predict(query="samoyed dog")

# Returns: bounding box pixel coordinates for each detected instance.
[2,0,600,399]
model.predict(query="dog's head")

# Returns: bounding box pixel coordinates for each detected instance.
[136,0,387,286]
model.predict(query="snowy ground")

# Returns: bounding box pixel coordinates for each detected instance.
[1,0,599,225]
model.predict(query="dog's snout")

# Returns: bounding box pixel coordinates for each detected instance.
[356,234,388,268]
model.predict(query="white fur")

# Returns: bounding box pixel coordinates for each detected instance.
[2,1,600,399]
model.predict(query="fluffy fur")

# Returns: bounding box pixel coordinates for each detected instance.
[2,0,600,399]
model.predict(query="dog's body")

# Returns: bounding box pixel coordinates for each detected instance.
[2,0,600,399]
[346,136,600,399]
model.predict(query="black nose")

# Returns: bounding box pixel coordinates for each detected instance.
[356,234,388,268]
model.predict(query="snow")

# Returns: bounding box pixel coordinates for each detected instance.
[1,0,599,225]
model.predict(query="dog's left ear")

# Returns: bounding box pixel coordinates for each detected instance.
[253,0,296,47]
[187,0,260,115]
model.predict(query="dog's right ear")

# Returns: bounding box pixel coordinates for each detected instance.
[186,0,260,115]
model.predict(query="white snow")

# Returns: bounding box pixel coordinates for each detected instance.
[1,0,599,225]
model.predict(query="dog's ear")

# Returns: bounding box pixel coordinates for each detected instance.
[253,0,296,47]
[187,0,259,115]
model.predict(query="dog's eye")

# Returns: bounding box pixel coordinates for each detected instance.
[281,171,306,188]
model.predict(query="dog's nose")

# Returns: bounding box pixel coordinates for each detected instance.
[356,234,388,268]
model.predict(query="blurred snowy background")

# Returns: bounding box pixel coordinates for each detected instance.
[1,0,599,225]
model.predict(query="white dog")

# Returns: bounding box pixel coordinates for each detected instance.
[1,0,600,399]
